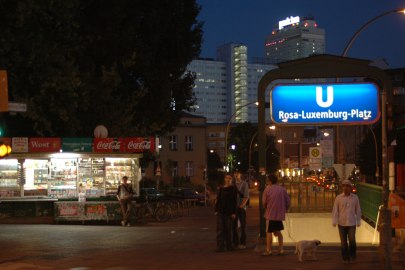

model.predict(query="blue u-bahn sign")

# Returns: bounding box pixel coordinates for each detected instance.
[270,83,380,125]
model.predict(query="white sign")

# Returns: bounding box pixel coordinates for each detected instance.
[309,147,322,170]
[333,163,355,180]
[279,16,300,30]
[8,102,27,112]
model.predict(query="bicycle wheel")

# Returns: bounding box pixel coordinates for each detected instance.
[134,206,146,223]
[154,205,171,222]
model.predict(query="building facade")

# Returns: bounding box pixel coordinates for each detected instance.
[187,44,276,124]
[149,113,207,187]
[264,16,325,63]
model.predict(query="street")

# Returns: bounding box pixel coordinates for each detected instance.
[0,190,404,270]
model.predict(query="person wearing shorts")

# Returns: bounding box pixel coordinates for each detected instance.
[262,174,290,256]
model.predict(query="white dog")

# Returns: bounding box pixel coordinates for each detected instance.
[295,240,321,262]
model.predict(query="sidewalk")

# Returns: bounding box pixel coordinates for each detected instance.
[158,204,404,270]
[0,198,404,270]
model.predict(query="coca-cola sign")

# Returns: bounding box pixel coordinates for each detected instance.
[94,138,123,152]
[123,137,155,153]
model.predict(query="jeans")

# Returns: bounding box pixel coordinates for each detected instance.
[338,225,357,261]
[216,213,233,250]
[119,198,133,224]
[232,207,246,246]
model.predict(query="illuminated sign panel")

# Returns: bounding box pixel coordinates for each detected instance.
[279,16,300,30]
[270,83,380,125]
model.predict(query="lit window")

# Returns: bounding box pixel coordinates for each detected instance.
[185,136,193,151]
[169,135,177,151]
[185,161,194,177]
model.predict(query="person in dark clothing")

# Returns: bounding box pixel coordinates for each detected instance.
[116,176,135,227]
[214,174,238,252]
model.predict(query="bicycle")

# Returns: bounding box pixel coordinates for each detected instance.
[132,196,172,223]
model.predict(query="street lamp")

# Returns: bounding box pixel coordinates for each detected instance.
[342,8,405,57]
[224,101,258,171]
[341,8,405,270]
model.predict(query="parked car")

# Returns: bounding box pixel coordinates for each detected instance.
[165,187,205,205]
[136,188,165,202]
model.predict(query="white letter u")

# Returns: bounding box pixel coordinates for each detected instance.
[316,86,333,108]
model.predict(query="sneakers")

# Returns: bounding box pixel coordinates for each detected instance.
[126,223,131,227]
[238,245,246,250]
[121,221,125,227]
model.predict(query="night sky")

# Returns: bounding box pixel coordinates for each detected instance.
[197,0,405,68]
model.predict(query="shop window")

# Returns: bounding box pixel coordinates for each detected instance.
[185,161,194,177]
[24,159,49,193]
[169,135,177,151]
[185,136,193,151]
[105,158,136,195]
[0,159,19,196]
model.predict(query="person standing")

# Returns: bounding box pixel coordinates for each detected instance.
[262,174,290,256]
[215,174,238,252]
[332,179,362,262]
[232,170,249,249]
[117,176,134,227]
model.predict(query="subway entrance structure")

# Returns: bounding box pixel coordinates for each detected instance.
[257,54,392,269]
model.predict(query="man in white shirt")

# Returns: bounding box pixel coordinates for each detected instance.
[332,179,362,262]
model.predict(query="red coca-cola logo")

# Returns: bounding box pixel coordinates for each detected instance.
[94,137,155,152]
[127,140,150,150]
[96,140,121,150]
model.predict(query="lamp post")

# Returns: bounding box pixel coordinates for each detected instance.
[341,8,405,270]
[224,101,258,171]
[342,8,405,57]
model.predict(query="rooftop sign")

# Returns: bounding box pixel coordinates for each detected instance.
[279,16,300,30]
[270,83,380,125]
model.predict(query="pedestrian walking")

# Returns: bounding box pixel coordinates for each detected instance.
[215,174,238,252]
[262,174,290,256]
[232,170,249,249]
[332,179,362,262]
[117,176,135,227]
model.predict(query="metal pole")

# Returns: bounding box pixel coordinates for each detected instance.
[248,132,258,170]
[342,9,405,57]
[381,89,392,270]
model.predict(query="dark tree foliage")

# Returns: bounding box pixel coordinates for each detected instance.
[229,122,279,174]
[0,0,202,137]
[207,149,223,189]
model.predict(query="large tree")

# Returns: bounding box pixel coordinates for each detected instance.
[0,0,202,137]
[228,122,279,174]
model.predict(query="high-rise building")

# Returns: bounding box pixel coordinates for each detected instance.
[187,43,276,124]
[264,16,325,63]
